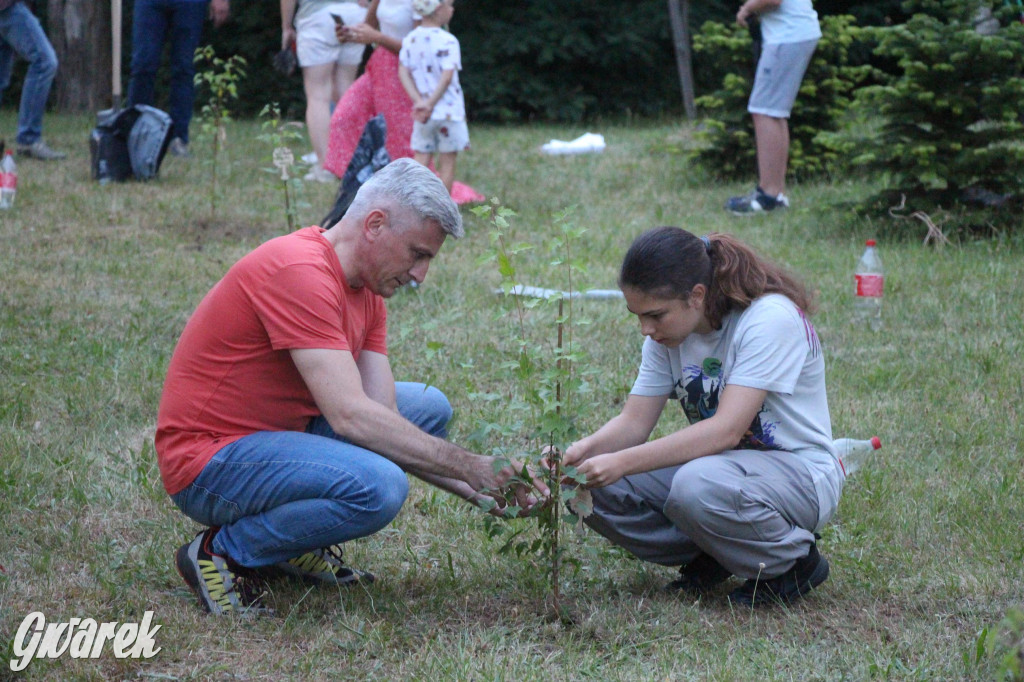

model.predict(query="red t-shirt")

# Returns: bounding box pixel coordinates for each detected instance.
[155,226,387,494]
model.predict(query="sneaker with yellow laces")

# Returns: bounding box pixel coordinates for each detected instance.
[276,545,374,585]
[175,528,273,616]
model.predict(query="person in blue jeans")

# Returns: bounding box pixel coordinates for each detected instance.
[0,0,66,160]
[127,0,230,158]
[157,159,543,616]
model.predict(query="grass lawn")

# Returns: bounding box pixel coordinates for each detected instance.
[1,112,1023,680]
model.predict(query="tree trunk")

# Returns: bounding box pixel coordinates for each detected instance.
[46,0,112,112]
[667,0,696,121]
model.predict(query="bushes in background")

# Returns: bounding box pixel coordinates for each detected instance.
[199,0,735,122]
[689,14,872,181]
[850,0,1024,199]
[835,0,1024,235]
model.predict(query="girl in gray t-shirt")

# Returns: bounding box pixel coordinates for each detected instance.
[566,226,841,607]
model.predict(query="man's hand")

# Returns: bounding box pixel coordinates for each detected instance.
[736,0,779,27]
[466,456,550,514]
[476,496,536,518]
[736,5,752,28]
[210,0,230,27]
[539,444,559,471]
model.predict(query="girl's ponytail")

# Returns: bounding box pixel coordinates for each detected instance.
[619,227,815,330]
[704,233,815,329]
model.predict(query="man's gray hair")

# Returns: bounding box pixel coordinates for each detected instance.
[347,158,464,238]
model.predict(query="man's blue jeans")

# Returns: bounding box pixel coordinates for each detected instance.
[170,383,453,567]
[127,0,207,143]
[0,3,58,146]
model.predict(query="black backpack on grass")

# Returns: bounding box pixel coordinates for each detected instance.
[89,105,172,183]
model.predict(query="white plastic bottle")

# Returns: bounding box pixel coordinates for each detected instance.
[0,151,16,210]
[835,436,881,477]
[854,239,884,331]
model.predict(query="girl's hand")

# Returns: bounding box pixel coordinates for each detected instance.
[577,452,626,489]
[562,440,588,467]
[412,101,432,123]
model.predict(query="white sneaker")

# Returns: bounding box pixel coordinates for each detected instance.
[168,138,191,159]
[303,166,337,183]
[17,139,67,161]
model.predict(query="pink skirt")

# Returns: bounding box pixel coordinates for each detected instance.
[323,48,483,205]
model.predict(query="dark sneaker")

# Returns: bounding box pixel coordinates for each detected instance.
[275,544,374,585]
[665,553,732,594]
[17,140,66,161]
[175,528,273,616]
[725,186,789,215]
[728,543,830,607]
[168,137,191,159]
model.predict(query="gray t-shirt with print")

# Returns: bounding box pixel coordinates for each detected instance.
[630,293,842,530]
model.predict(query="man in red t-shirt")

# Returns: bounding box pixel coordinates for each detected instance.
[159,159,542,616]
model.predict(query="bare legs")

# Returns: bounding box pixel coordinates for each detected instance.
[436,152,457,194]
[332,64,358,111]
[752,112,789,197]
[724,112,792,213]
[302,61,359,177]
[413,151,457,194]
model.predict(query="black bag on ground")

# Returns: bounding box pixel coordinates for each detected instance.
[320,114,390,227]
[90,105,173,183]
[90,109,133,183]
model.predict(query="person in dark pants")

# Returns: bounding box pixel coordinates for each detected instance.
[0,0,66,160]
[127,0,229,158]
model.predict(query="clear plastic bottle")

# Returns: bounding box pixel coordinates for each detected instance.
[0,151,16,210]
[854,239,884,331]
[834,436,881,477]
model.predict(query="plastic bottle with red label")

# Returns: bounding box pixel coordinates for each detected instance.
[854,239,884,330]
[0,150,16,210]
[835,436,881,477]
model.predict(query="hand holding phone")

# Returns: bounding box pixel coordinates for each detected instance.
[331,12,347,42]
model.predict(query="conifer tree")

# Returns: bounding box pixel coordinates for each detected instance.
[853,0,1024,198]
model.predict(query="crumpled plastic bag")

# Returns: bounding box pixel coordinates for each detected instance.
[541,132,606,155]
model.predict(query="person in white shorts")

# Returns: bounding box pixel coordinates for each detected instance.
[397,0,468,193]
[281,0,368,182]
[725,0,820,214]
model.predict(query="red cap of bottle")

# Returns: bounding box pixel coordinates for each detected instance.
[870,436,882,450]
[866,239,876,246]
